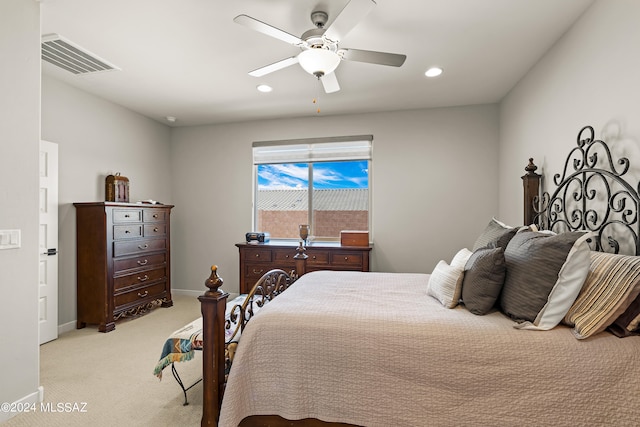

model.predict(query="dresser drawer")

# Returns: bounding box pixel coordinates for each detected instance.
[113,253,167,273]
[244,248,273,262]
[143,209,167,222]
[113,224,143,240]
[113,238,166,257]
[113,208,143,223]
[244,263,271,280]
[144,223,167,237]
[330,251,363,266]
[273,248,297,266]
[307,250,330,266]
[114,281,167,309]
[114,266,167,292]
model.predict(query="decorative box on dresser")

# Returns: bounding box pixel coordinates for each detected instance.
[236,241,372,294]
[74,202,174,332]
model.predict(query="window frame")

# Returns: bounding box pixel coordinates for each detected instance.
[252,135,373,242]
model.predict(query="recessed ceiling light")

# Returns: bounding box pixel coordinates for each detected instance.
[165,116,177,123]
[256,84,273,93]
[425,67,443,78]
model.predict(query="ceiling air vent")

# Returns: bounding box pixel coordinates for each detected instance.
[41,34,120,75]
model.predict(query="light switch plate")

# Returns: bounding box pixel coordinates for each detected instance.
[0,229,21,249]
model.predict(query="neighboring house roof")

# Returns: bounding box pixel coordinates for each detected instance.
[257,189,368,211]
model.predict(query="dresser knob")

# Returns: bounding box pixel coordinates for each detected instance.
[312,256,317,259]
[344,257,348,260]
[255,254,260,257]
[137,259,148,266]
[285,255,289,258]
[138,244,148,249]
[125,230,130,234]
[137,290,148,298]
[138,275,149,282]
[153,227,159,232]
[153,214,159,218]
[252,269,264,275]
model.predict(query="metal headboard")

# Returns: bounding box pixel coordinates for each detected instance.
[533,125,640,255]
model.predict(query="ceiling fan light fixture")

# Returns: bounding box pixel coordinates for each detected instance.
[298,49,341,77]
[256,84,273,93]
[425,67,443,78]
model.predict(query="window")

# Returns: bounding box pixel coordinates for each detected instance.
[253,136,372,241]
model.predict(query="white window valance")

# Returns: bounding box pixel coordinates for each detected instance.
[252,135,372,165]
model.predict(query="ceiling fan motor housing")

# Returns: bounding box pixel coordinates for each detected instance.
[310,11,328,28]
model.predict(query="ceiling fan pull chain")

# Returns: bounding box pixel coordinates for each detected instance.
[314,76,321,113]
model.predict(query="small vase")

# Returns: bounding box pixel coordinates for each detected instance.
[299,224,309,245]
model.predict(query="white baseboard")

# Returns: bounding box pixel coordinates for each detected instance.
[58,321,76,335]
[0,387,42,423]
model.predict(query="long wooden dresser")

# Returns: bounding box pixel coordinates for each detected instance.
[74,202,174,332]
[236,241,373,294]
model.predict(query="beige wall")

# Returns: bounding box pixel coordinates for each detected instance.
[170,105,500,294]
[498,0,640,225]
[0,0,41,419]
[41,75,173,327]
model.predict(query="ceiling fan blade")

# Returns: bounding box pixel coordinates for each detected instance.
[249,56,299,77]
[340,48,406,67]
[234,14,306,46]
[323,0,376,43]
[321,72,340,93]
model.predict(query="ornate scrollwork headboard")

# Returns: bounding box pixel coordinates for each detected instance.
[530,125,640,255]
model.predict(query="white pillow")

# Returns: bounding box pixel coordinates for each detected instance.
[451,247,473,268]
[428,249,471,308]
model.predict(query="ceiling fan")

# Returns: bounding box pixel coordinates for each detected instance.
[234,0,407,93]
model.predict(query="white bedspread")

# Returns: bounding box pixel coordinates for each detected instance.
[219,271,640,427]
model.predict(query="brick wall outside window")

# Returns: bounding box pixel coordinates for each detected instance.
[257,210,368,239]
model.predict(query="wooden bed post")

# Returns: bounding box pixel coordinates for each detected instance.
[198,265,229,427]
[522,158,541,226]
[294,241,308,278]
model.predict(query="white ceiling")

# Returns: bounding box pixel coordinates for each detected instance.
[40,0,594,127]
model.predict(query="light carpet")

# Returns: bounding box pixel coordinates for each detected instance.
[4,295,204,427]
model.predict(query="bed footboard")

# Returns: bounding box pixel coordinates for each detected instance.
[200,246,306,426]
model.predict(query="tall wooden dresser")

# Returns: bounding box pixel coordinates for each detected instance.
[236,241,372,294]
[74,202,174,332]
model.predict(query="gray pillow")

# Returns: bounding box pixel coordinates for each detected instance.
[472,218,518,251]
[499,230,591,330]
[462,247,506,315]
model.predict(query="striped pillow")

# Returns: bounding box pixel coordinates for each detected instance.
[564,251,640,339]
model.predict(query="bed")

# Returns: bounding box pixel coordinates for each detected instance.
[199,125,640,426]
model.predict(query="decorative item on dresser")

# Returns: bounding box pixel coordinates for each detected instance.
[105,172,130,203]
[236,241,372,294]
[74,202,174,332]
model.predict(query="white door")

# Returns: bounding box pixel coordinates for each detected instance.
[39,140,58,344]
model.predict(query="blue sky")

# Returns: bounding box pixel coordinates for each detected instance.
[258,161,368,190]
